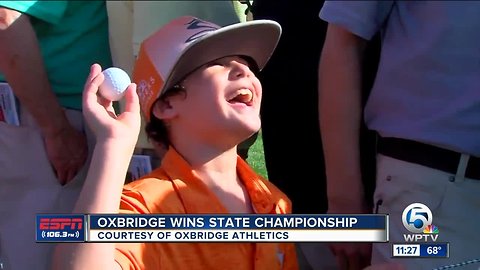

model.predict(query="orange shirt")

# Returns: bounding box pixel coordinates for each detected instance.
[114,148,299,270]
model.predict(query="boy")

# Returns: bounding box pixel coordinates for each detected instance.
[52,16,298,270]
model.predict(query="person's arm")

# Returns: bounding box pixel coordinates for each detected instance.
[0,7,86,184]
[318,23,371,269]
[319,23,369,212]
[51,142,128,270]
[52,64,140,270]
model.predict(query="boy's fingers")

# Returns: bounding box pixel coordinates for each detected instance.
[84,64,104,94]
[83,64,104,104]
[124,83,140,114]
[97,95,111,108]
[86,64,103,87]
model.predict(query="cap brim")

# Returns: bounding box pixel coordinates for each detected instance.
[162,20,281,95]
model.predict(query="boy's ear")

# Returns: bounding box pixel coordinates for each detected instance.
[152,98,178,120]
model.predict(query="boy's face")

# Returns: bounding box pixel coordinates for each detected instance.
[161,56,262,145]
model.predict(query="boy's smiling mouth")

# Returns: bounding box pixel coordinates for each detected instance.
[227,89,254,106]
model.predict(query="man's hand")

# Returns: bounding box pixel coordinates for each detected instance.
[0,7,88,185]
[330,242,372,270]
[363,262,405,270]
[328,200,372,270]
[44,124,87,185]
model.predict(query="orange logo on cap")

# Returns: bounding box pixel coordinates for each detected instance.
[133,46,164,120]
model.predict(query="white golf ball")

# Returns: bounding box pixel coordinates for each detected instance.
[99,67,131,101]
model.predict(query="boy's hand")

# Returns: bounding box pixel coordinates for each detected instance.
[82,64,141,145]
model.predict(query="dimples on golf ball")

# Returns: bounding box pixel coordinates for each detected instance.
[99,67,131,101]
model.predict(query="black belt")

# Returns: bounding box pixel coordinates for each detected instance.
[377,137,480,180]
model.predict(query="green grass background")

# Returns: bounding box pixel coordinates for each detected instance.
[246,131,268,179]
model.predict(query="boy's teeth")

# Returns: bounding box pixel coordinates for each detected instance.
[229,89,253,103]
[238,89,250,95]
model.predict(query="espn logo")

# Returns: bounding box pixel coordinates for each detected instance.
[39,217,83,230]
[36,214,85,242]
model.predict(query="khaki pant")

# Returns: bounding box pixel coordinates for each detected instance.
[372,154,480,270]
[0,108,94,270]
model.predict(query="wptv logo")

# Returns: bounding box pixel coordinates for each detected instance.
[402,203,439,242]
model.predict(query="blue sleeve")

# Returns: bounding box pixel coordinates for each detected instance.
[0,1,68,24]
[319,0,394,40]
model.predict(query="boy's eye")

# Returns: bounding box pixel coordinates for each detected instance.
[206,61,224,67]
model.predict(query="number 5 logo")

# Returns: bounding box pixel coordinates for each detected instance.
[402,203,432,233]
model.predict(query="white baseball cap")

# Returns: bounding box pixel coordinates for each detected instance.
[133,16,282,120]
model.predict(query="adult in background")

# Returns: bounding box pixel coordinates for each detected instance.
[319,1,480,269]
[0,1,112,269]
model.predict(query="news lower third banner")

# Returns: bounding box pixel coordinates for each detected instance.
[36,214,388,243]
